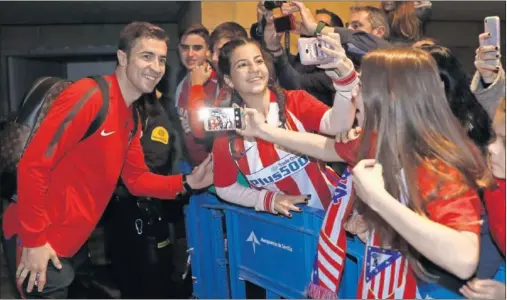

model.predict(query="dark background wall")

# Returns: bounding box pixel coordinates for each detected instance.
[0,1,202,118]
[0,1,505,119]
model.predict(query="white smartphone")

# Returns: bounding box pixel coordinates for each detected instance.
[482,16,501,48]
[298,37,335,66]
[199,107,243,132]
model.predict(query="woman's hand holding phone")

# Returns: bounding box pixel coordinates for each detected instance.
[476,33,502,83]
[235,108,267,139]
[317,32,355,79]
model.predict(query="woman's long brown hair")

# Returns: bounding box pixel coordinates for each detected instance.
[356,48,495,279]
[389,1,421,41]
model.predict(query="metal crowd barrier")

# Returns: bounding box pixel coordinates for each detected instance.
[184,192,506,299]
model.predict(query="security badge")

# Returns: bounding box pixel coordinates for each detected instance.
[151,126,169,144]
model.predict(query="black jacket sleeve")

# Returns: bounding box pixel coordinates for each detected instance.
[273,53,335,105]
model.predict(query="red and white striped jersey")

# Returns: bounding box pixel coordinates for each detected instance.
[213,90,339,210]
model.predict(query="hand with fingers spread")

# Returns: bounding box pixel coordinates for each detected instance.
[189,62,212,86]
[16,243,62,293]
[273,193,310,217]
[475,33,502,83]
[336,126,362,144]
[186,154,214,190]
[235,108,266,139]
[460,278,506,300]
[351,159,386,207]
[316,32,355,78]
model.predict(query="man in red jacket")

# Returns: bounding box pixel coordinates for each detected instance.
[2,21,213,298]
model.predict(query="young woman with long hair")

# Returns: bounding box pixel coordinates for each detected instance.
[212,34,362,296]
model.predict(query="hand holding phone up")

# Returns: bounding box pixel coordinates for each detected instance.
[475,16,502,83]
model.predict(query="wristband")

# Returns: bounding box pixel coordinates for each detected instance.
[314,21,327,36]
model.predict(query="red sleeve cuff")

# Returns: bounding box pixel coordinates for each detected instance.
[19,228,48,248]
[263,191,276,214]
[334,138,361,166]
[332,71,357,86]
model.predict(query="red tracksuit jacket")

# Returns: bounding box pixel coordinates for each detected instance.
[3,73,184,257]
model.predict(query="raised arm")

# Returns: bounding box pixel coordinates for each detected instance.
[352,160,481,280]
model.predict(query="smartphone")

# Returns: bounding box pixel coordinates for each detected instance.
[482,16,501,48]
[298,37,335,66]
[274,14,296,33]
[200,107,243,132]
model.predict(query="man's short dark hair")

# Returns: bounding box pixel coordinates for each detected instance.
[209,22,248,53]
[315,8,344,28]
[350,6,390,39]
[118,22,168,55]
[178,23,210,47]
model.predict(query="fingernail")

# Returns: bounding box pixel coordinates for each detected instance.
[488,33,492,36]
[496,46,499,50]
[288,213,292,218]
[298,208,303,213]
[306,194,311,199]
[497,54,500,58]
[497,67,501,70]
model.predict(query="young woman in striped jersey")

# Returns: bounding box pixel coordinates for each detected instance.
[212,32,360,216]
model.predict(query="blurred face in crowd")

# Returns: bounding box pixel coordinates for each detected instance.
[348,11,374,34]
[118,37,167,95]
[225,43,269,97]
[179,33,209,70]
[212,38,231,71]
[315,13,332,26]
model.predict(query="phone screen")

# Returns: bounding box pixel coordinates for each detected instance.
[200,108,243,132]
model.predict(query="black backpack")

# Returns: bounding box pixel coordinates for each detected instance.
[0,76,110,201]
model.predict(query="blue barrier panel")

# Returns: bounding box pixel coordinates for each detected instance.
[184,193,231,299]
[225,205,324,298]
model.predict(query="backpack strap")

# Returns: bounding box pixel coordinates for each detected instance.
[80,76,110,142]
[131,105,139,139]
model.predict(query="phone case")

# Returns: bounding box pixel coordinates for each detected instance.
[482,16,501,48]
[202,108,242,132]
[298,37,335,66]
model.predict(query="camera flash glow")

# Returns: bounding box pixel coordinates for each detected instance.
[198,109,210,121]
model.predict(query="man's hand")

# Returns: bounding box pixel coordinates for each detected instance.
[189,63,212,86]
[16,243,62,293]
[186,154,214,190]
